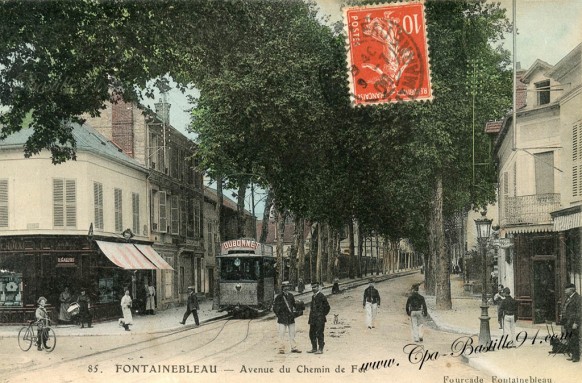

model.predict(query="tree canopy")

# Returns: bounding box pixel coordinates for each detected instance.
[0,0,512,250]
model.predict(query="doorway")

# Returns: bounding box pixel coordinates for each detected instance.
[532,258,556,323]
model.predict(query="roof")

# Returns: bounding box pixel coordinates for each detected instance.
[547,42,581,80]
[521,59,553,83]
[0,123,146,172]
[484,120,503,134]
[204,185,252,215]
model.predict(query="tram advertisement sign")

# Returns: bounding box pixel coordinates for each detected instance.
[343,1,433,106]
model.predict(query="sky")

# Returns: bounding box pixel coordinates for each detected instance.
[148,0,582,217]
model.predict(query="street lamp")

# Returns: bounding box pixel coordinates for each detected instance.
[474,210,493,345]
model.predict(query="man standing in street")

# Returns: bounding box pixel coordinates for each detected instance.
[499,287,518,346]
[180,286,200,326]
[363,278,381,329]
[405,283,427,342]
[562,283,580,362]
[273,282,302,354]
[307,282,330,354]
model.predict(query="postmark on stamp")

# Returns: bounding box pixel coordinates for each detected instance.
[343,1,433,106]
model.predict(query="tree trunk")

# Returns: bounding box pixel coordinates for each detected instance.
[276,208,285,292]
[297,217,305,284]
[213,178,224,310]
[326,224,334,283]
[236,183,246,238]
[289,215,300,287]
[348,219,355,279]
[316,222,322,284]
[357,222,363,278]
[433,175,452,310]
[259,189,273,244]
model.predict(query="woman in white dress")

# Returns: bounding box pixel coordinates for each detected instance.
[119,290,133,331]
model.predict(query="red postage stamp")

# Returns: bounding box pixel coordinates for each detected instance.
[343,1,433,106]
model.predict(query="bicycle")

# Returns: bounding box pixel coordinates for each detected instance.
[18,319,56,352]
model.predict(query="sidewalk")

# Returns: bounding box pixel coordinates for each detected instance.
[423,274,579,382]
[0,270,416,339]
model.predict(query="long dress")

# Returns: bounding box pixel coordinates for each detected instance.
[145,285,155,312]
[58,290,72,321]
[120,295,133,326]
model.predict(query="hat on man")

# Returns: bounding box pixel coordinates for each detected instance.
[503,287,511,294]
[187,286,195,290]
[37,296,47,304]
[565,283,576,290]
[311,282,319,288]
[411,284,419,291]
[369,278,375,283]
[282,281,291,289]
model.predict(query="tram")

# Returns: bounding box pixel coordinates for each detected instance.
[217,238,276,317]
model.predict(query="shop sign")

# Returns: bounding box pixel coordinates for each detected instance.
[56,256,77,267]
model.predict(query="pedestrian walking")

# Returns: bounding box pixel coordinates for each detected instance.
[307,282,330,354]
[119,290,133,331]
[145,281,156,315]
[76,288,92,328]
[332,278,340,294]
[35,296,51,351]
[58,287,72,323]
[273,281,302,354]
[561,283,580,362]
[180,286,200,326]
[499,287,518,346]
[493,285,505,329]
[363,278,381,329]
[405,284,427,342]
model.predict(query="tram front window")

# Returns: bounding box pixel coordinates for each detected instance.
[221,258,261,281]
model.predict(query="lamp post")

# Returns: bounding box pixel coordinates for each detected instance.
[474,210,493,345]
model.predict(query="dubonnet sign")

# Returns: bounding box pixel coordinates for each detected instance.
[343,0,433,106]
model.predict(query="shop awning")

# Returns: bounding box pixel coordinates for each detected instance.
[96,241,157,270]
[134,244,174,270]
[503,224,554,234]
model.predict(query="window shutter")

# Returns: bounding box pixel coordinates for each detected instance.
[171,195,180,235]
[159,191,167,233]
[65,180,77,228]
[132,193,140,235]
[94,182,104,229]
[0,179,8,227]
[53,179,64,227]
[114,188,123,232]
[573,121,582,198]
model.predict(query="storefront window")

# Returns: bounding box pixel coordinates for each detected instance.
[0,270,23,307]
[98,277,115,303]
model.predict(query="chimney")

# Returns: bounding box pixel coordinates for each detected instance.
[154,98,171,125]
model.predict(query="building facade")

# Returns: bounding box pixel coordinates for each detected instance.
[85,99,206,309]
[494,43,582,323]
[0,124,166,323]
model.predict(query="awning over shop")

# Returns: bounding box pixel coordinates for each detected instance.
[551,205,582,232]
[96,241,157,270]
[134,244,174,270]
[503,224,554,234]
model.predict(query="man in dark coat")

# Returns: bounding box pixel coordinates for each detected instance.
[307,282,330,354]
[405,284,427,342]
[562,283,581,362]
[273,282,301,354]
[363,279,381,329]
[76,289,92,329]
[180,286,200,326]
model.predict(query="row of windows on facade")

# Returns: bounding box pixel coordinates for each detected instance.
[0,179,203,238]
[501,120,582,198]
[148,133,203,189]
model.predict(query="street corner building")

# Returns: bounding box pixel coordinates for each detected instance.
[0,100,210,324]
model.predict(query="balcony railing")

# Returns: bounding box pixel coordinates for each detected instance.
[500,193,560,226]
